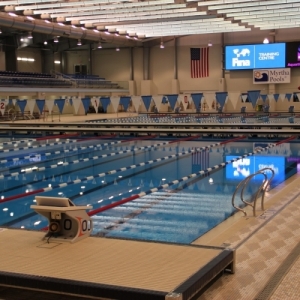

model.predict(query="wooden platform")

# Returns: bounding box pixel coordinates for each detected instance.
[0,229,235,300]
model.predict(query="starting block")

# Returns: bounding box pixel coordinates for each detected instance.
[31,196,93,243]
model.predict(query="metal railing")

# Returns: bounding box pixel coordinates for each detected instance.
[232,167,275,217]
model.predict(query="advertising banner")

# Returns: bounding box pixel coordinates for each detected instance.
[253,68,290,84]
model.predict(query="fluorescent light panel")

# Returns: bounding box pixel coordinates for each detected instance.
[195,0,300,6]
[139,24,247,33]
[114,23,240,33]
[209,0,294,10]
[112,19,231,30]
[217,2,300,13]
[6,0,63,5]
[242,14,300,22]
[145,28,250,37]
[229,9,299,18]
[16,0,175,11]
[67,9,201,22]
[112,18,226,29]
[77,12,207,23]
[17,57,35,61]
[34,3,184,17]
[227,7,300,17]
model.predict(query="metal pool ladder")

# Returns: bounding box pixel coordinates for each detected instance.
[232,167,275,217]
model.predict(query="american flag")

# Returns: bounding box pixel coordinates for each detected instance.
[192,148,209,173]
[190,47,209,78]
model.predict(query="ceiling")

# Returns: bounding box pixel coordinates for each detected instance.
[0,0,299,49]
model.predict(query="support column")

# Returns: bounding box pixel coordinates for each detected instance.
[171,79,179,94]
[42,51,55,74]
[268,83,276,112]
[4,37,17,71]
[219,33,226,92]
[129,81,136,95]
[143,47,149,80]
[172,37,179,94]
[129,47,137,95]
[61,51,68,74]
[219,78,226,92]
[141,46,153,95]
[89,44,92,75]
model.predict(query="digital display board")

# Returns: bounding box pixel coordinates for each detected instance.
[226,156,285,184]
[286,41,300,68]
[225,43,286,70]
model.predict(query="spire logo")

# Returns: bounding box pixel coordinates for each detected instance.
[232,48,251,67]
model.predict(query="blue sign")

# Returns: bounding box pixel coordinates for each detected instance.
[225,43,286,70]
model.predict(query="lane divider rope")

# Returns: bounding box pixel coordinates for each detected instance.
[0,135,203,202]
[87,136,295,217]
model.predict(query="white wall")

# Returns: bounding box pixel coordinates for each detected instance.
[92,48,131,81]
[177,45,223,93]
[132,47,143,96]
[150,46,174,94]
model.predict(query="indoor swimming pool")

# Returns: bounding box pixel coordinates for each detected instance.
[0,134,297,244]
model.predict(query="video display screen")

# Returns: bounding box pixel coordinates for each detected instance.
[286,41,300,68]
[225,43,286,70]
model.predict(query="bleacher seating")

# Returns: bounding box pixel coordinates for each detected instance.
[63,74,121,89]
[0,71,72,88]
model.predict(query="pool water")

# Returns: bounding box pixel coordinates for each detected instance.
[0,136,297,244]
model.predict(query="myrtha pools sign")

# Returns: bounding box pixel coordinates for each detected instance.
[253,68,290,84]
[225,43,286,70]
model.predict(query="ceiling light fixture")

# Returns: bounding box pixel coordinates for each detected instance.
[27,31,33,39]
[54,36,59,43]
[44,40,47,45]
[116,47,120,51]
[77,39,82,46]
[263,37,269,44]
[97,41,102,48]
[160,37,164,49]
[208,40,213,47]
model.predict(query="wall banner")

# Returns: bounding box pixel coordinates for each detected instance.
[253,68,290,84]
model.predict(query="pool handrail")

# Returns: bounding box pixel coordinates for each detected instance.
[232,167,275,217]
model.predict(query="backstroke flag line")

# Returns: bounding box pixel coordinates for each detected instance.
[190,47,209,78]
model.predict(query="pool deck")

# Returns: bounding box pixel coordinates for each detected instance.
[0,113,299,300]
